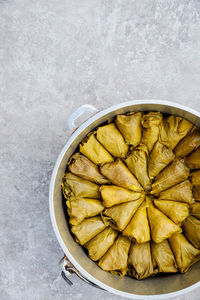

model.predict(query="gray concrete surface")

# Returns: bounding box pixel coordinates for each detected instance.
[1,0,200,299]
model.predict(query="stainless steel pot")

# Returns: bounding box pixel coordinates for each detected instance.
[49,100,200,299]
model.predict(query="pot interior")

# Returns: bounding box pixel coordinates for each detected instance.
[52,102,200,297]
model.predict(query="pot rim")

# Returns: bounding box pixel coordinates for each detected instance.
[49,99,200,299]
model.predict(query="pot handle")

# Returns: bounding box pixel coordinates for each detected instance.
[59,256,105,290]
[67,104,99,133]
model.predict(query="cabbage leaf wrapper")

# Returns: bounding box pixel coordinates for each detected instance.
[194,187,200,202]
[62,172,100,199]
[190,203,200,219]
[68,153,110,184]
[154,200,189,225]
[79,133,113,164]
[159,115,193,150]
[158,180,194,204]
[151,240,178,273]
[190,170,200,186]
[71,216,107,245]
[66,197,104,225]
[125,144,151,190]
[174,130,200,158]
[103,196,145,231]
[123,201,150,243]
[115,112,142,146]
[100,158,143,192]
[85,227,118,261]
[183,216,200,249]
[98,235,131,277]
[185,147,200,170]
[169,233,200,273]
[100,185,142,208]
[128,242,154,280]
[151,159,190,195]
[146,197,181,243]
[96,123,129,158]
[148,142,175,180]
[141,112,163,152]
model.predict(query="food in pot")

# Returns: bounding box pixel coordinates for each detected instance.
[62,111,200,280]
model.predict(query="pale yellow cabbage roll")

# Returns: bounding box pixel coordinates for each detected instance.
[115,112,142,146]
[183,216,200,249]
[185,147,200,170]
[174,129,200,157]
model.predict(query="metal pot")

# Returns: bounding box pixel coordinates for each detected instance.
[49,100,200,299]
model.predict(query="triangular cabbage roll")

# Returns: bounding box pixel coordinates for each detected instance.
[128,242,154,280]
[103,196,144,231]
[169,233,200,273]
[100,185,142,208]
[79,133,113,164]
[158,180,194,204]
[123,201,150,243]
[159,115,193,150]
[66,197,104,225]
[154,200,189,225]
[190,170,200,186]
[174,130,200,157]
[194,187,200,201]
[141,112,163,152]
[146,196,181,243]
[100,158,143,192]
[115,112,142,146]
[151,240,177,273]
[85,227,118,261]
[151,159,190,195]
[98,235,131,277]
[185,147,200,170]
[62,172,100,199]
[190,202,200,219]
[71,216,107,245]
[96,123,129,158]
[148,141,175,180]
[125,144,151,190]
[68,153,109,184]
[183,216,200,249]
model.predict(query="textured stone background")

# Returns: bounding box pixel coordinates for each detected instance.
[1,0,200,299]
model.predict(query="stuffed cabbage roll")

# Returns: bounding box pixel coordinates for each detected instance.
[68,153,110,184]
[125,144,151,190]
[185,147,200,170]
[79,133,113,164]
[151,159,190,195]
[194,187,200,201]
[123,201,150,243]
[146,196,181,243]
[71,216,107,245]
[148,141,175,180]
[174,129,200,157]
[96,123,129,158]
[141,112,163,152]
[158,180,194,204]
[151,240,178,273]
[159,115,193,150]
[183,216,200,249]
[85,227,118,261]
[115,112,142,146]
[100,159,143,192]
[66,197,104,225]
[103,196,144,231]
[154,200,189,225]
[190,170,200,186]
[190,202,200,219]
[62,172,100,199]
[100,185,142,208]
[98,235,131,277]
[169,233,200,273]
[128,242,154,280]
